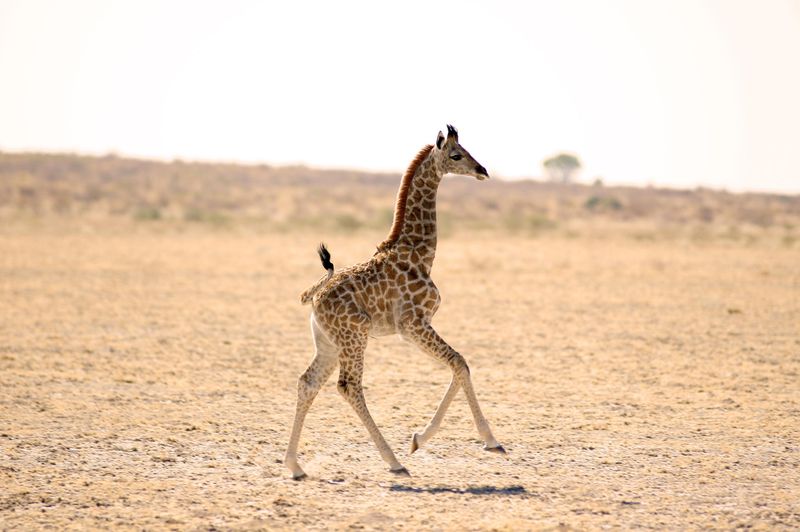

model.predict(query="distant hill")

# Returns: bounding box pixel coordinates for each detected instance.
[1,152,798,242]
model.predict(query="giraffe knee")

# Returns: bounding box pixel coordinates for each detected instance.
[337,377,361,398]
[450,352,470,376]
[297,371,318,400]
[298,367,316,385]
[336,378,352,397]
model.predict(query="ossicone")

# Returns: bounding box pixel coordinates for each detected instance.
[446,124,458,142]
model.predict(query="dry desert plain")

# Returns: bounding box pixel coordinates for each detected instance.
[1,220,799,530]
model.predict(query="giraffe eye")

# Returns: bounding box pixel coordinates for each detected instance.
[450,153,463,161]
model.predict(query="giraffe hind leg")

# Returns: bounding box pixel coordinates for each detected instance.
[334,323,408,475]
[284,316,338,480]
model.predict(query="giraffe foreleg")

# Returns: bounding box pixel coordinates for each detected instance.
[410,375,459,454]
[401,321,504,453]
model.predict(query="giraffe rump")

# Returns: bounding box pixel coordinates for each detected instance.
[299,243,335,305]
[376,144,434,253]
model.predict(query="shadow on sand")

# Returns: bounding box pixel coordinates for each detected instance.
[388,485,528,496]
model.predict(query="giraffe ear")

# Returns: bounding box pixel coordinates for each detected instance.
[436,131,445,149]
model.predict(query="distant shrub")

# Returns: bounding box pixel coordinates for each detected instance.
[333,214,362,232]
[739,208,774,228]
[480,198,500,211]
[501,211,525,232]
[371,208,395,229]
[630,231,656,241]
[722,225,742,241]
[134,206,162,221]
[585,195,622,211]
[690,225,712,242]
[438,213,454,238]
[500,211,556,234]
[697,206,715,223]
[184,208,230,226]
[528,214,558,232]
[584,196,601,210]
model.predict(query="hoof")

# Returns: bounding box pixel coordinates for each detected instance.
[292,472,308,481]
[390,466,411,477]
[410,433,420,454]
[484,444,506,454]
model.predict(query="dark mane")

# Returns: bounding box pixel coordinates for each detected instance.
[376,144,434,252]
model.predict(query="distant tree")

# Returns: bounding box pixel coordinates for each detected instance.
[543,153,582,184]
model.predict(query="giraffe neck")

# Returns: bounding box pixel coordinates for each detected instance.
[395,156,442,272]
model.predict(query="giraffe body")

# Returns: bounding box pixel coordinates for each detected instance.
[312,247,441,337]
[285,126,503,479]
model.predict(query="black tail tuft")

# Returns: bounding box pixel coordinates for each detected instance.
[317,243,334,271]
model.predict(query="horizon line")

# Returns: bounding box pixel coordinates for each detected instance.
[1,146,797,198]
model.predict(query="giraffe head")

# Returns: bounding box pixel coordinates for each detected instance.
[434,125,489,180]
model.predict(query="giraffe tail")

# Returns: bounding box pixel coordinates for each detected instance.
[299,243,334,305]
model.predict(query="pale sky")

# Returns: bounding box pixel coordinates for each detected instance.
[1,0,799,193]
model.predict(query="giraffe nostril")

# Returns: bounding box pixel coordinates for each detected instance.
[475,165,488,177]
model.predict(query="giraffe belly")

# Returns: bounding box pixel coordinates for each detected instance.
[367,287,441,337]
[367,311,398,336]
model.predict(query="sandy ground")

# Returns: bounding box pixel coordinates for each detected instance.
[1,227,798,530]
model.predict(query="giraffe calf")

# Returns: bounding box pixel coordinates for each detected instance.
[285,126,504,480]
